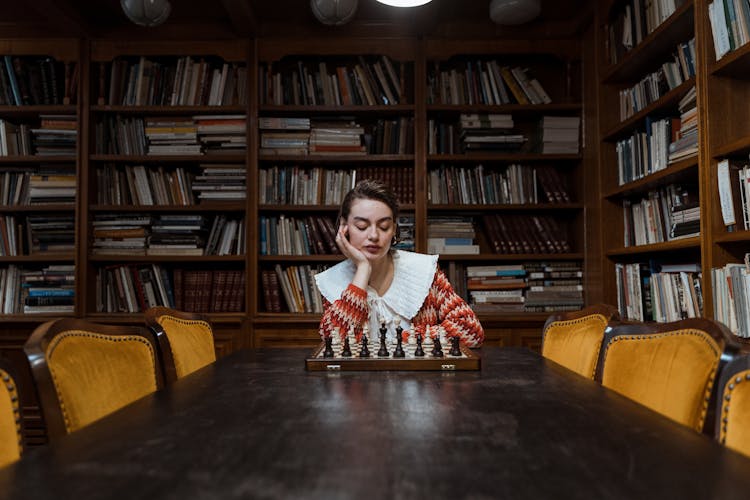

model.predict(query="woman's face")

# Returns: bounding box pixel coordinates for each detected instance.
[344,198,396,262]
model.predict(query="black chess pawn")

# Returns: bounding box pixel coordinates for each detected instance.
[431,336,443,357]
[323,336,334,358]
[359,335,370,358]
[342,336,352,357]
[450,336,461,356]
[414,333,425,357]
[393,327,405,358]
[377,323,390,357]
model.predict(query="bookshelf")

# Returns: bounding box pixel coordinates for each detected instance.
[596,1,708,323]
[702,0,750,338]
[83,40,250,355]
[0,38,81,445]
[0,35,591,355]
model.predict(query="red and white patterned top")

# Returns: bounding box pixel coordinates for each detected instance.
[315,250,484,347]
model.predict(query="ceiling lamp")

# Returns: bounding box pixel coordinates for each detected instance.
[489,0,541,25]
[121,0,172,27]
[311,0,359,26]
[376,0,433,7]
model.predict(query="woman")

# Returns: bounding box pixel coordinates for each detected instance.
[314,179,484,347]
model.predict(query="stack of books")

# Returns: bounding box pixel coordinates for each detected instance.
[26,215,75,254]
[466,264,527,314]
[192,163,246,202]
[427,216,478,254]
[540,116,580,154]
[92,214,151,255]
[144,117,201,155]
[28,166,76,204]
[21,264,75,314]
[458,113,524,153]
[147,214,208,256]
[259,116,310,156]
[194,115,246,154]
[309,120,365,155]
[668,86,698,163]
[394,214,415,252]
[524,262,584,312]
[31,115,77,156]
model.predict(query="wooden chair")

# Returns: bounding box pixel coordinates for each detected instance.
[541,304,620,379]
[24,318,163,439]
[596,318,740,433]
[715,353,750,457]
[145,306,216,384]
[0,354,23,468]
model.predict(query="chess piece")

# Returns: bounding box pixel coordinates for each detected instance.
[359,334,370,358]
[323,336,334,358]
[450,336,461,356]
[414,333,425,357]
[393,326,405,358]
[431,336,443,357]
[342,336,352,357]
[377,323,390,357]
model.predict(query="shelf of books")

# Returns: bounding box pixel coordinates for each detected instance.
[83,41,249,348]
[0,40,80,322]
[252,39,418,346]
[423,42,585,335]
[704,0,750,340]
[596,0,703,323]
[0,38,81,448]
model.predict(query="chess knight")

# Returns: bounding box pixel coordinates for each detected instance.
[315,180,484,347]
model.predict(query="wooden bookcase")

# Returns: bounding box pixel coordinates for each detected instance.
[0,38,81,446]
[699,0,750,335]
[250,37,585,350]
[596,0,711,320]
[0,35,590,357]
[82,40,251,356]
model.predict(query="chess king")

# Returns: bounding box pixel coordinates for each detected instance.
[314,179,484,347]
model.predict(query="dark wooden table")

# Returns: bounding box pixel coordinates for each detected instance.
[2,347,750,499]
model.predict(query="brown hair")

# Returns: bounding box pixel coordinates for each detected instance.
[339,179,400,243]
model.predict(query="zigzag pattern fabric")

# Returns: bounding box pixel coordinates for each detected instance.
[319,269,484,347]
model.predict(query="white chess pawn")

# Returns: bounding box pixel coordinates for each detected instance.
[423,326,433,346]
[332,327,341,346]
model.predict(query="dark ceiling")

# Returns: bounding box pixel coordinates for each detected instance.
[0,0,593,40]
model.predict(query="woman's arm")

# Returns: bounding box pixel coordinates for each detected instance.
[411,269,484,347]
[318,283,369,341]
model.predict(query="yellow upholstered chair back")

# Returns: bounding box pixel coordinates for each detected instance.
[145,306,216,384]
[541,304,619,379]
[24,319,163,439]
[0,355,22,468]
[716,354,750,457]
[597,318,739,433]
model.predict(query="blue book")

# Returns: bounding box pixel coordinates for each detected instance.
[3,56,21,106]
[259,215,267,255]
[28,289,75,297]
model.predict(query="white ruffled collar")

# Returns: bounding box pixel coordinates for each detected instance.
[314,250,438,320]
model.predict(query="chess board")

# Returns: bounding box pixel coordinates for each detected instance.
[305,339,481,371]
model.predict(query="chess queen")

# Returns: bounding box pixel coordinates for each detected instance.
[314,179,484,347]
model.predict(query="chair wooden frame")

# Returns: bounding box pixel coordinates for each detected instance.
[715,353,750,448]
[24,318,163,439]
[596,318,741,434]
[541,303,620,378]
[542,303,620,343]
[144,306,215,384]
[0,353,23,464]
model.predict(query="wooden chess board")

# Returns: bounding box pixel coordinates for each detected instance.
[305,340,481,371]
